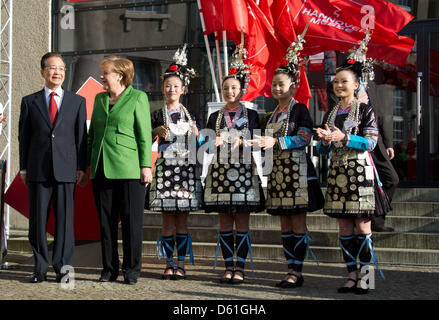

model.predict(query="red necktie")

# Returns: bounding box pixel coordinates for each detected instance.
[49,91,58,125]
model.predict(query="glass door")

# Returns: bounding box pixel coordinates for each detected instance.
[371,33,418,184]
[425,26,439,184]
[396,20,439,186]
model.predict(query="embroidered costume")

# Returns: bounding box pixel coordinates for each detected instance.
[203,104,264,214]
[147,106,203,212]
[264,99,324,215]
[146,45,200,273]
[317,32,388,286]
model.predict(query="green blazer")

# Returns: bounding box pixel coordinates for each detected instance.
[87,85,152,179]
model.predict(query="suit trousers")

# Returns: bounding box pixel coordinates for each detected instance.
[92,159,145,280]
[28,180,75,274]
[372,152,399,228]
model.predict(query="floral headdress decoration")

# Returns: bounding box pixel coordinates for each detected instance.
[226,31,252,94]
[338,30,375,87]
[276,24,309,85]
[162,44,198,87]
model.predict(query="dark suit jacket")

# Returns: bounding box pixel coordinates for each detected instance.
[19,89,87,183]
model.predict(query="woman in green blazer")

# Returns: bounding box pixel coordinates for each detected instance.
[87,56,152,285]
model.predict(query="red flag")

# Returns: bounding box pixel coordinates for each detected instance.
[204,0,249,42]
[329,0,414,35]
[289,0,414,66]
[199,0,222,35]
[328,0,415,66]
[241,0,284,101]
[269,0,297,46]
[293,66,312,107]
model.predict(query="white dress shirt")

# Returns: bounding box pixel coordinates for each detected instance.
[44,86,64,110]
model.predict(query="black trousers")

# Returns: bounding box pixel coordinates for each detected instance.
[28,180,75,274]
[371,151,399,228]
[92,161,145,280]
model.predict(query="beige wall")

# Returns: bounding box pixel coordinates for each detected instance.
[7,0,51,230]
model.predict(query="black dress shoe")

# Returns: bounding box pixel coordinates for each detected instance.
[56,273,70,283]
[30,272,47,283]
[99,271,118,282]
[124,277,138,285]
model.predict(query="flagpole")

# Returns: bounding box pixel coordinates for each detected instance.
[197,0,221,102]
[214,32,224,101]
[223,30,228,77]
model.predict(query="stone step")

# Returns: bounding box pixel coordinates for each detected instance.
[133,227,439,250]
[7,234,439,265]
[392,188,439,203]
[143,212,439,233]
[309,202,439,217]
[137,241,439,266]
[386,202,439,217]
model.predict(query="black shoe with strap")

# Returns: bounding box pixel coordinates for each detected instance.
[231,269,245,285]
[162,266,174,280]
[337,278,358,293]
[219,268,234,284]
[174,266,186,280]
[355,276,370,294]
[276,273,304,288]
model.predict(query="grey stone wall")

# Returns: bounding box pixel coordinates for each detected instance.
[7,0,51,230]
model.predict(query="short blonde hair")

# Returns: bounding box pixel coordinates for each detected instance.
[100,56,134,87]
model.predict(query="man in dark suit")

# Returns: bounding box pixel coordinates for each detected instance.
[18,52,87,283]
[327,80,399,232]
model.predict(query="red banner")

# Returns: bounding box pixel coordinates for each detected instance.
[289,0,414,66]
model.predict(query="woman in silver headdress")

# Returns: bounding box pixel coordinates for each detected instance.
[146,45,202,280]
[249,34,324,289]
[202,41,264,285]
[316,32,389,294]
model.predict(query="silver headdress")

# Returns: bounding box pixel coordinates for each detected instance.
[162,44,198,87]
[276,24,309,85]
[341,30,375,87]
[226,31,252,94]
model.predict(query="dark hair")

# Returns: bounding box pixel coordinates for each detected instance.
[222,75,243,89]
[336,61,362,83]
[274,69,297,85]
[40,52,65,70]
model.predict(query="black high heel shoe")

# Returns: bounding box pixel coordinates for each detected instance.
[337,278,358,293]
[276,273,304,288]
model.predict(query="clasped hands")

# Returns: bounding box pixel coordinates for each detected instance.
[216,133,243,151]
[247,135,277,150]
[154,123,199,139]
[316,124,346,146]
